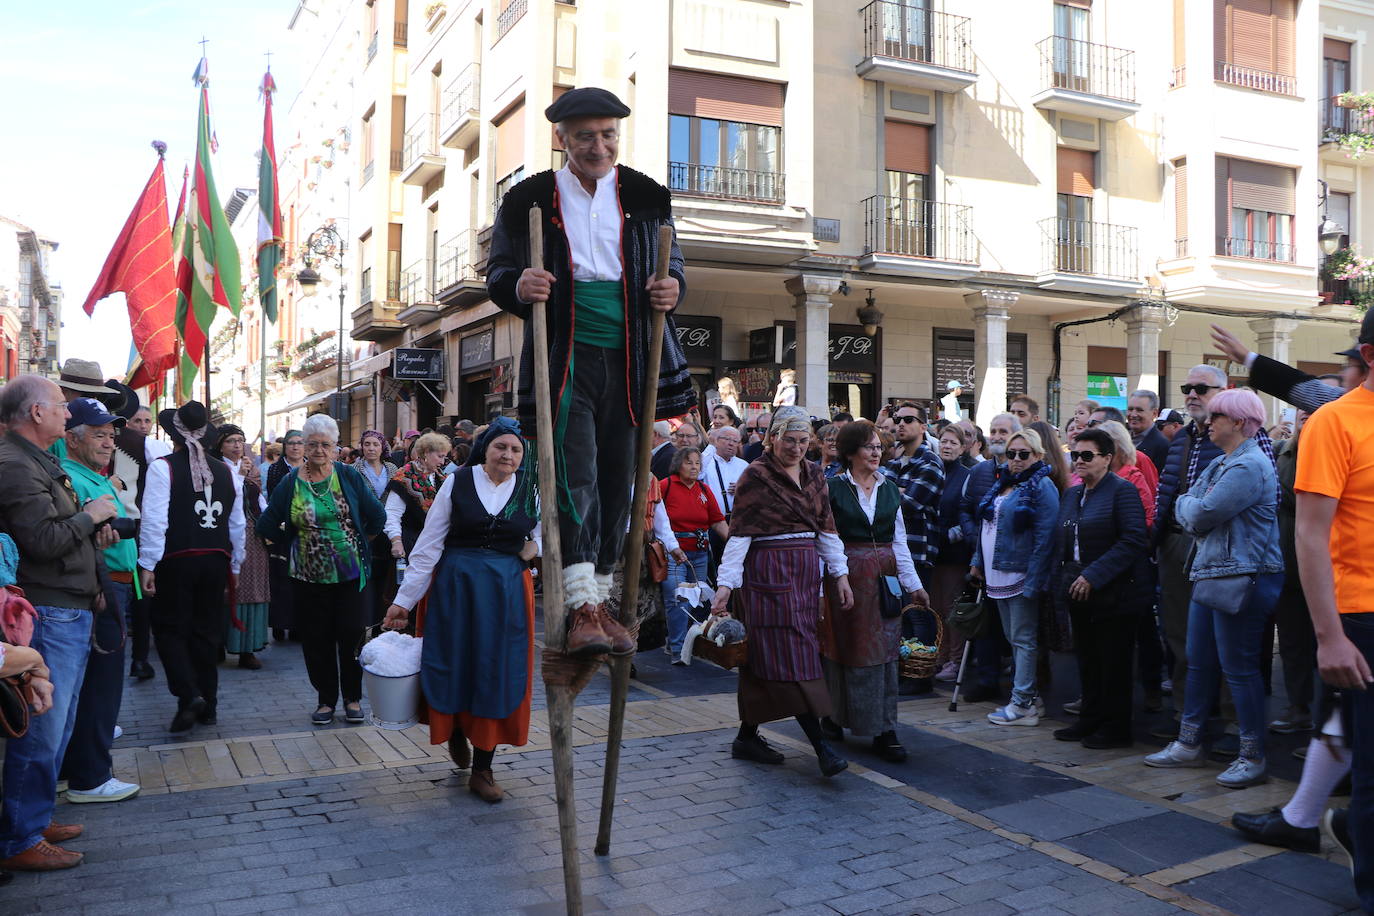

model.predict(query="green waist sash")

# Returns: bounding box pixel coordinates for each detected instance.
[572,280,625,349]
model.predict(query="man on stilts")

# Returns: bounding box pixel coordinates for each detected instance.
[488,87,694,655]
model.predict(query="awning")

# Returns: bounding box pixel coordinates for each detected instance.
[267,382,369,416]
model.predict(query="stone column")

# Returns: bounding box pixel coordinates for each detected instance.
[1125,305,1166,397]
[1249,317,1298,422]
[965,289,1018,427]
[784,275,842,416]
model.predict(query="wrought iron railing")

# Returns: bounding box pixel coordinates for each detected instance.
[389,149,404,171]
[1037,36,1136,102]
[394,20,408,48]
[1220,236,1295,263]
[441,64,481,134]
[402,114,441,171]
[367,30,378,62]
[1174,238,1189,258]
[400,261,435,307]
[360,269,373,305]
[362,160,375,185]
[668,162,785,204]
[859,1,974,74]
[1215,61,1296,96]
[1040,217,1139,279]
[1321,96,1374,141]
[435,231,479,290]
[497,0,526,40]
[1323,274,1374,308]
[863,197,977,264]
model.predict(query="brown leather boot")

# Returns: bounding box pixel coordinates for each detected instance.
[0,840,83,871]
[447,730,470,769]
[468,770,504,804]
[596,604,636,656]
[42,823,82,844]
[565,603,611,656]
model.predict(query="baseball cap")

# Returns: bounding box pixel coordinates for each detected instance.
[1156,409,1184,428]
[945,379,961,391]
[66,397,127,431]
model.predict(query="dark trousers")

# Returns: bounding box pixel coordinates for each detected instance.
[973,599,1011,688]
[293,578,365,708]
[1071,608,1136,741]
[1135,564,1163,692]
[1157,530,1194,711]
[126,594,152,665]
[152,554,229,709]
[1272,580,1316,713]
[1342,612,1374,913]
[561,342,635,575]
[61,583,129,791]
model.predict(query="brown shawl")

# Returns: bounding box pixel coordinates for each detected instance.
[729,451,836,538]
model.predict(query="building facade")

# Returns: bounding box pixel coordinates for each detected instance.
[0,216,59,382]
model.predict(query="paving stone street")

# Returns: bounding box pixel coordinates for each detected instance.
[2,634,1359,916]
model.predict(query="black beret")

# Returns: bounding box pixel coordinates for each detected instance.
[545,87,631,123]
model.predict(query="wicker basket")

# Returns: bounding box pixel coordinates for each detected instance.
[897,604,944,680]
[692,634,747,670]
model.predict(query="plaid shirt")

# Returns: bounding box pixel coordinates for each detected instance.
[883,443,945,567]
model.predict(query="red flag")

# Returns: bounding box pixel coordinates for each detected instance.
[83,146,179,390]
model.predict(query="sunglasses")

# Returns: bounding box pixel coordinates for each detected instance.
[1006,449,1034,460]
[893,415,922,424]
[1180,383,1217,396]
[1068,450,1105,462]
[1207,412,1232,424]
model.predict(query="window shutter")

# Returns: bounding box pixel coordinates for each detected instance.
[1229,159,1295,213]
[668,69,784,127]
[1274,0,1296,75]
[494,100,525,180]
[1056,148,1095,196]
[884,121,930,174]
[1174,158,1187,242]
[1215,156,1231,251]
[1057,0,1092,7]
[1325,38,1352,62]
[1174,0,1186,70]
[1228,0,1275,71]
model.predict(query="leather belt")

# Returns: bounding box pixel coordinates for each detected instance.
[108,571,135,584]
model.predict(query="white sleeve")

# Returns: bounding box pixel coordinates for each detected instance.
[138,459,170,571]
[383,492,405,541]
[393,475,454,610]
[652,501,675,545]
[531,509,542,557]
[717,535,753,589]
[228,472,246,574]
[817,532,849,577]
[892,510,923,593]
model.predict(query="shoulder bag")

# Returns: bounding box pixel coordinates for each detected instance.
[1191,574,1257,616]
[847,476,905,619]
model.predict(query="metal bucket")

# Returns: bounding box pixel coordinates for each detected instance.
[362,669,421,730]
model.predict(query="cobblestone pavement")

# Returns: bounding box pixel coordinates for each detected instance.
[2,637,1359,915]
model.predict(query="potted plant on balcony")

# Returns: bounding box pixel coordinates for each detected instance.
[1331,92,1374,159]
[1323,246,1374,312]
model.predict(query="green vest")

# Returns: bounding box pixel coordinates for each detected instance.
[827,475,900,543]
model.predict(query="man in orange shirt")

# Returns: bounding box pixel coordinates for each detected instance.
[1295,310,1374,910]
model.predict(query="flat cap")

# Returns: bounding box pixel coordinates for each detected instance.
[545,87,631,123]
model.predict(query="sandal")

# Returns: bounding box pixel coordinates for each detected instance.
[311,706,334,726]
[343,703,365,724]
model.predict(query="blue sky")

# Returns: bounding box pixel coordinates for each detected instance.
[0,0,300,376]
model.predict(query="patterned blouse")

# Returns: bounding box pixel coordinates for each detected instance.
[289,472,366,586]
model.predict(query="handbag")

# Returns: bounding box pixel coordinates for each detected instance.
[1192,573,1257,616]
[645,539,668,584]
[879,575,904,619]
[948,585,991,640]
[0,673,32,739]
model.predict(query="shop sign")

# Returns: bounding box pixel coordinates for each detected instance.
[749,323,879,372]
[672,315,720,364]
[459,329,495,370]
[392,347,444,381]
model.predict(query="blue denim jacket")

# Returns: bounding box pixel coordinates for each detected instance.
[970,475,1060,599]
[1175,437,1283,580]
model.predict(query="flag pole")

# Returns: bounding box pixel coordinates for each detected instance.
[259,314,268,451]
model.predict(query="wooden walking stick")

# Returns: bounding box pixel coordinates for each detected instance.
[595,224,675,857]
[528,205,584,916]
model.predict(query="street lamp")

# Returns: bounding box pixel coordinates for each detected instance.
[297,224,348,418]
[1317,179,1347,256]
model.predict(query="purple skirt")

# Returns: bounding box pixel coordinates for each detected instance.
[740,538,824,682]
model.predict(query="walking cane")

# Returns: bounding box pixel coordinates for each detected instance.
[595,225,675,857]
[528,205,583,916]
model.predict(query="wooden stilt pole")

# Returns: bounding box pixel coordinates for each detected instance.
[528,205,583,916]
[595,225,675,857]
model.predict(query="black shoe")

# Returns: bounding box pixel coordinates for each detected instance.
[129,660,154,681]
[196,704,217,726]
[872,732,907,763]
[1231,807,1320,853]
[344,703,365,724]
[272,628,286,641]
[815,740,848,778]
[1324,809,1353,875]
[898,677,933,696]
[1054,725,1092,742]
[170,697,206,733]
[1080,733,1133,750]
[962,684,999,703]
[311,706,335,726]
[237,653,262,670]
[1148,716,1180,740]
[820,717,844,742]
[1143,689,1164,713]
[731,735,784,765]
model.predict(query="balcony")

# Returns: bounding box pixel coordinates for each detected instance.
[1215,61,1296,97]
[351,299,404,341]
[1322,275,1374,310]
[394,20,408,49]
[859,196,978,279]
[367,30,378,62]
[1030,37,1139,121]
[1220,237,1295,264]
[855,2,977,94]
[669,162,784,205]
[440,64,481,149]
[497,0,526,42]
[292,331,341,394]
[1321,96,1374,161]
[1037,217,1140,295]
[435,230,486,308]
[400,114,444,186]
[398,260,441,325]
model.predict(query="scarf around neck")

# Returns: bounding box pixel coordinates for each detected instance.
[174,413,214,491]
[728,449,836,538]
[976,460,1051,532]
[392,460,443,512]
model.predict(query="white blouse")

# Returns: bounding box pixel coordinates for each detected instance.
[392,468,541,611]
[384,472,439,542]
[836,472,923,594]
[716,530,849,591]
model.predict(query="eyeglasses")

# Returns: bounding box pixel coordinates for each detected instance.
[304,441,335,452]
[1180,383,1217,396]
[777,436,809,449]
[1068,451,1105,462]
[893,415,922,425]
[859,444,884,453]
[1006,449,1034,460]
[749,426,767,433]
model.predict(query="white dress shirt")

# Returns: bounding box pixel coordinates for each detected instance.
[554,165,623,281]
[393,469,542,611]
[702,454,750,515]
[138,457,246,574]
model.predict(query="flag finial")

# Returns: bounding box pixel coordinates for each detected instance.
[151,140,167,159]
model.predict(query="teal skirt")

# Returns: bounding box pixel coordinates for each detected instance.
[226,602,270,653]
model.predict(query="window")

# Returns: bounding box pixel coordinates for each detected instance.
[880,120,931,255]
[879,0,931,64]
[1324,39,1353,135]
[1216,156,1295,261]
[360,106,376,181]
[668,69,784,203]
[494,167,525,211]
[1174,158,1188,256]
[1055,148,1095,272]
[1214,0,1296,94]
[493,99,525,199]
[387,224,403,300]
[1053,2,1091,91]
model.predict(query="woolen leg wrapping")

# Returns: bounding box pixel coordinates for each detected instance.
[563,562,598,609]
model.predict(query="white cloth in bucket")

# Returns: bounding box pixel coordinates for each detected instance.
[359,630,423,677]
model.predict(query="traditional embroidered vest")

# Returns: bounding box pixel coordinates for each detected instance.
[443,468,537,557]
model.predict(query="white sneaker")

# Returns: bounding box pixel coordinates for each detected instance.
[66,777,140,804]
[933,662,959,682]
[1143,740,1205,768]
[112,725,123,741]
[1216,757,1268,788]
[987,703,1039,726]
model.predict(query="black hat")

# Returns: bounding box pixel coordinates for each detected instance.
[1156,409,1185,428]
[544,87,630,123]
[158,401,211,445]
[1336,345,1362,360]
[104,380,139,420]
